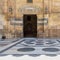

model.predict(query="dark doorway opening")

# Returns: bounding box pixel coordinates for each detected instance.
[23,14,37,37]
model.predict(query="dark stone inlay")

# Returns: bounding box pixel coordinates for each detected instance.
[17,48,35,52]
[24,39,35,44]
[46,40,56,44]
[29,54,40,57]
[45,54,57,57]
[13,54,24,57]
[42,48,60,52]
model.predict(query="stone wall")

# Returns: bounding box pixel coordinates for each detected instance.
[0,0,60,38]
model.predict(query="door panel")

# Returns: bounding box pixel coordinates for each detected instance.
[23,15,37,37]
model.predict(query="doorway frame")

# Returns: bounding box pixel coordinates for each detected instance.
[23,14,37,38]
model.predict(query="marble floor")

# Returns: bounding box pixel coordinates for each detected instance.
[0,38,60,56]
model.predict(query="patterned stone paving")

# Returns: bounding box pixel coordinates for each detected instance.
[0,38,60,56]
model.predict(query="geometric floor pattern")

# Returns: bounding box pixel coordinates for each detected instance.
[0,38,60,56]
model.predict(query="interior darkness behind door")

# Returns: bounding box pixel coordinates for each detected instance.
[23,15,37,37]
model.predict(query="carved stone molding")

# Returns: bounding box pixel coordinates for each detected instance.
[19,5,40,14]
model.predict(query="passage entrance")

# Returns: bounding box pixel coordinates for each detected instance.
[23,15,37,37]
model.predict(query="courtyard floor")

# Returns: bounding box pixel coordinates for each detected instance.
[0,38,60,56]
